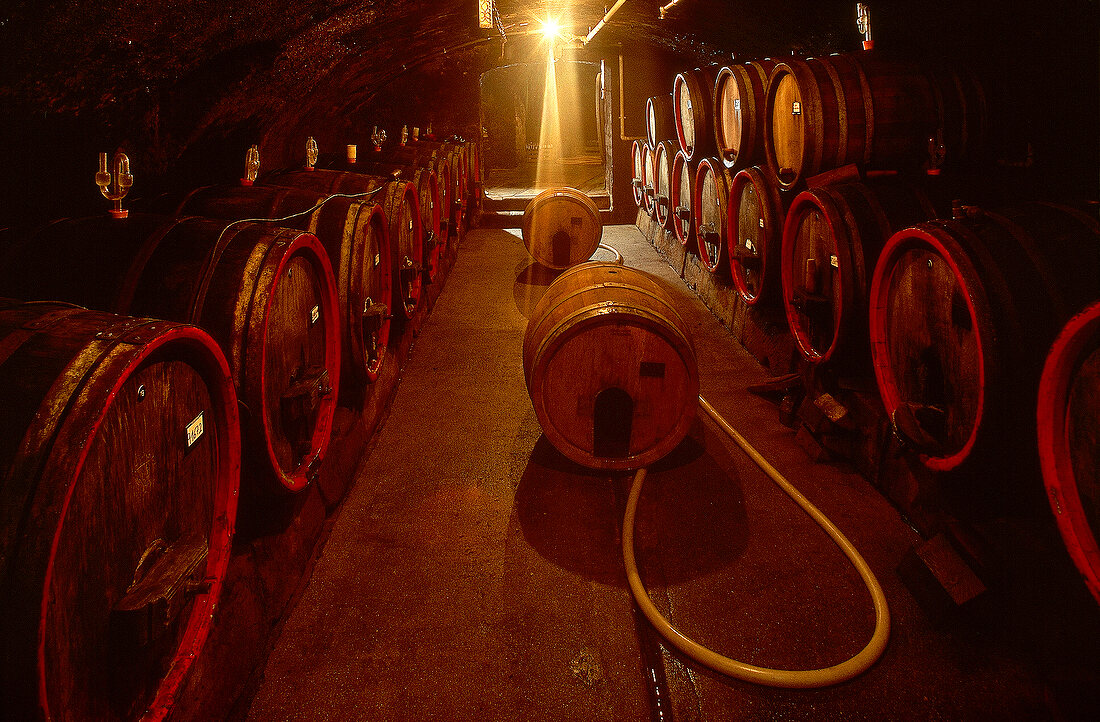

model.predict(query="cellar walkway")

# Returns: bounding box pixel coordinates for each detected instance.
[244,224,1093,721]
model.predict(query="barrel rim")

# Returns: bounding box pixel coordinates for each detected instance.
[253,230,341,492]
[693,157,729,274]
[1037,299,1100,605]
[869,222,992,471]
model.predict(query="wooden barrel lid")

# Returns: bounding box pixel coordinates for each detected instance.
[694,157,731,274]
[728,165,788,305]
[521,187,602,270]
[0,304,240,722]
[524,263,698,470]
[671,149,696,248]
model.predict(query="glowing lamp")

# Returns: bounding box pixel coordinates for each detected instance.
[478,0,494,29]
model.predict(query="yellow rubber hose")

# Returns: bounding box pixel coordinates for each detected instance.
[622,394,891,688]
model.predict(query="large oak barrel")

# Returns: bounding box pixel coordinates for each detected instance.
[652,140,677,230]
[1038,299,1100,605]
[174,184,393,393]
[323,158,442,283]
[782,177,937,364]
[0,214,341,493]
[631,140,647,208]
[521,187,602,269]
[764,52,937,189]
[870,203,1100,471]
[673,66,720,161]
[728,165,793,306]
[523,263,699,470]
[693,157,732,275]
[375,138,461,236]
[263,168,424,320]
[646,93,677,150]
[0,300,240,722]
[670,149,698,248]
[640,142,656,216]
[713,60,777,170]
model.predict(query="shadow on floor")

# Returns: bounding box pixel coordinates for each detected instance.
[512,260,560,319]
[514,426,749,588]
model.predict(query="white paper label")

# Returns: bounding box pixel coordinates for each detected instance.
[311,305,320,324]
[186,412,204,449]
[733,98,741,112]
[792,101,802,115]
[758,217,765,228]
[830,254,839,268]
[374,253,381,267]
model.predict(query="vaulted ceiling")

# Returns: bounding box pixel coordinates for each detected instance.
[0,1,1095,225]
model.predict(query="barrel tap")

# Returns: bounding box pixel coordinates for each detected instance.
[95,151,133,219]
[241,144,260,186]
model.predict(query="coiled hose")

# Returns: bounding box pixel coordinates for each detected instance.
[622,394,891,688]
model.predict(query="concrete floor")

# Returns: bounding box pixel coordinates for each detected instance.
[244,224,1094,721]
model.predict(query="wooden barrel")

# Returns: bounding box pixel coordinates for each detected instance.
[693,157,733,275]
[924,63,989,174]
[670,149,698,248]
[870,203,1100,471]
[0,300,240,722]
[263,168,424,320]
[646,93,677,150]
[713,60,776,170]
[378,138,461,237]
[325,159,442,283]
[523,263,699,470]
[640,143,656,216]
[673,66,720,161]
[0,214,341,493]
[652,140,677,230]
[174,184,393,393]
[782,177,937,364]
[521,187,602,269]
[1038,299,1100,605]
[631,140,647,208]
[765,52,938,189]
[728,165,793,306]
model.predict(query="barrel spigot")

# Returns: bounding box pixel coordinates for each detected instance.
[96,151,133,219]
[241,144,260,186]
[305,137,319,171]
[857,3,873,50]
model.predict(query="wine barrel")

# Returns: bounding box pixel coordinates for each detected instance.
[646,93,677,149]
[521,187,602,269]
[523,263,699,470]
[782,177,937,364]
[924,63,988,173]
[631,140,647,208]
[693,157,733,275]
[764,52,937,190]
[713,60,777,170]
[870,203,1100,471]
[263,168,424,319]
[0,214,341,493]
[1038,299,1100,605]
[0,300,240,722]
[641,143,656,216]
[325,159,442,284]
[174,184,393,392]
[728,165,793,306]
[670,149,698,248]
[652,140,677,230]
[673,66,720,161]
[376,138,460,237]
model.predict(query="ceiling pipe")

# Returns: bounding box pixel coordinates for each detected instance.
[584,0,629,45]
[659,0,688,19]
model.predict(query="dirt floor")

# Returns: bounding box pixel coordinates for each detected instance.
[243,223,1100,721]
